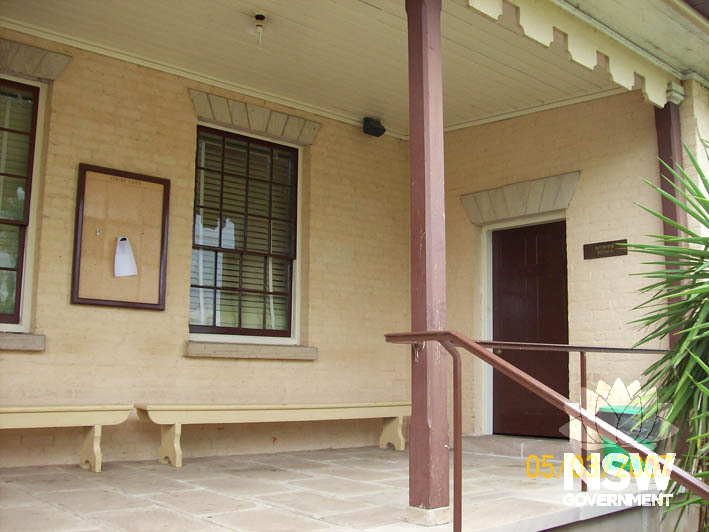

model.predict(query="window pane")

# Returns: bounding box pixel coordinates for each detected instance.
[189,287,214,325]
[246,216,269,252]
[265,294,289,330]
[194,208,220,247]
[216,290,239,327]
[217,252,240,289]
[190,128,298,335]
[271,184,293,220]
[195,169,221,209]
[266,257,289,293]
[248,179,269,216]
[241,292,264,329]
[242,254,265,290]
[196,132,222,171]
[0,270,16,314]
[0,176,26,221]
[0,131,30,177]
[0,86,35,133]
[221,214,245,250]
[0,224,19,268]
[248,144,271,180]
[190,249,215,287]
[224,137,247,176]
[271,220,294,256]
[273,149,295,185]
[223,175,246,213]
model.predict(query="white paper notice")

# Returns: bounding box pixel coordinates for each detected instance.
[114,237,138,277]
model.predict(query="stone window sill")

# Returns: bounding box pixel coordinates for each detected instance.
[0,332,46,352]
[185,341,318,361]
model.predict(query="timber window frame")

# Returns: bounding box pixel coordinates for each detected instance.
[189,126,299,338]
[0,78,40,326]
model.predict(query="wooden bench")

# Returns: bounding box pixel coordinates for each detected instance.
[135,402,410,467]
[0,405,132,472]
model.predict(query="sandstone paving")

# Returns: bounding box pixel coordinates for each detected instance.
[147,489,257,516]
[0,444,624,531]
[35,487,152,514]
[206,507,333,531]
[253,491,376,518]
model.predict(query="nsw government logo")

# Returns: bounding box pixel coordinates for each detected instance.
[557,378,677,507]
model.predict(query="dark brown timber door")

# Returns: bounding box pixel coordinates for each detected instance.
[492,220,569,438]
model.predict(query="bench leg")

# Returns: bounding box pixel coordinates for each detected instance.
[380,416,405,451]
[79,425,102,472]
[159,423,182,467]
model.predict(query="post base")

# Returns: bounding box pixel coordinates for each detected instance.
[406,505,451,526]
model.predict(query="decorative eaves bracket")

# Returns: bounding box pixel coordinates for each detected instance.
[189,89,321,146]
[467,0,680,108]
[460,171,580,225]
[0,38,72,81]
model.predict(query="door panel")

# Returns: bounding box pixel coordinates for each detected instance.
[492,221,569,438]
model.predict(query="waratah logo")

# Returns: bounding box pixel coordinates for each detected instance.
[559,378,678,449]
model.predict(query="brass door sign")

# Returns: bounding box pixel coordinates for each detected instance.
[583,239,628,260]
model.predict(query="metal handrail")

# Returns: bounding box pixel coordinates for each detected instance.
[477,340,668,495]
[476,340,667,355]
[386,330,709,532]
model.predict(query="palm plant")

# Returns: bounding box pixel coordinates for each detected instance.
[627,139,709,529]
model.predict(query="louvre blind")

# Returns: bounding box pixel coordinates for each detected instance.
[189,126,297,336]
[0,79,38,323]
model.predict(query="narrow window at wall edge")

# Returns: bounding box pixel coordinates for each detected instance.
[189,126,298,337]
[0,79,39,324]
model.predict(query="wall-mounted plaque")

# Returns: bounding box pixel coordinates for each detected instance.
[583,239,627,260]
[71,164,170,310]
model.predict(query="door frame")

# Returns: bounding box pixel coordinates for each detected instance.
[480,210,566,435]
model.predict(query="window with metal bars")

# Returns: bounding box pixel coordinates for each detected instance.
[0,79,38,324]
[189,126,298,336]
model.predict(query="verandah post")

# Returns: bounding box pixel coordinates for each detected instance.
[405,0,450,525]
[654,87,685,348]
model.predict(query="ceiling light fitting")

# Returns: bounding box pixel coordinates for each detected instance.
[255,14,265,48]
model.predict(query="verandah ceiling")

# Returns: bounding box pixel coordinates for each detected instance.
[0,0,687,137]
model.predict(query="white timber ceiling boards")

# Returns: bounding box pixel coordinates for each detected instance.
[554,0,709,82]
[189,89,320,145]
[460,171,580,225]
[0,38,71,81]
[468,0,683,107]
[0,0,700,135]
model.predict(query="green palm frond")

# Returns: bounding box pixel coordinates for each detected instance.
[626,139,709,529]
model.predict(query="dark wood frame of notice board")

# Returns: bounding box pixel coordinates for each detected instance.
[71,163,170,310]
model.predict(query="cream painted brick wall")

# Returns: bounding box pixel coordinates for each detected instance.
[0,28,411,467]
[444,91,666,435]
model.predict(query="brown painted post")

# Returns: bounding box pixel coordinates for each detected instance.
[405,0,450,517]
[655,102,685,236]
[654,98,685,347]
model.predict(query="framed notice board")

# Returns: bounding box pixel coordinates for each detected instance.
[71,164,170,310]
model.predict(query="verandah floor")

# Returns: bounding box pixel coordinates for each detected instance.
[0,441,638,532]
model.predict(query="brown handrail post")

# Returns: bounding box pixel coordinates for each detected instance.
[580,351,587,492]
[441,340,463,532]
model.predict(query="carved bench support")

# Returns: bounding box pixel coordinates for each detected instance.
[79,425,102,472]
[379,416,406,450]
[159,423,182,467]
